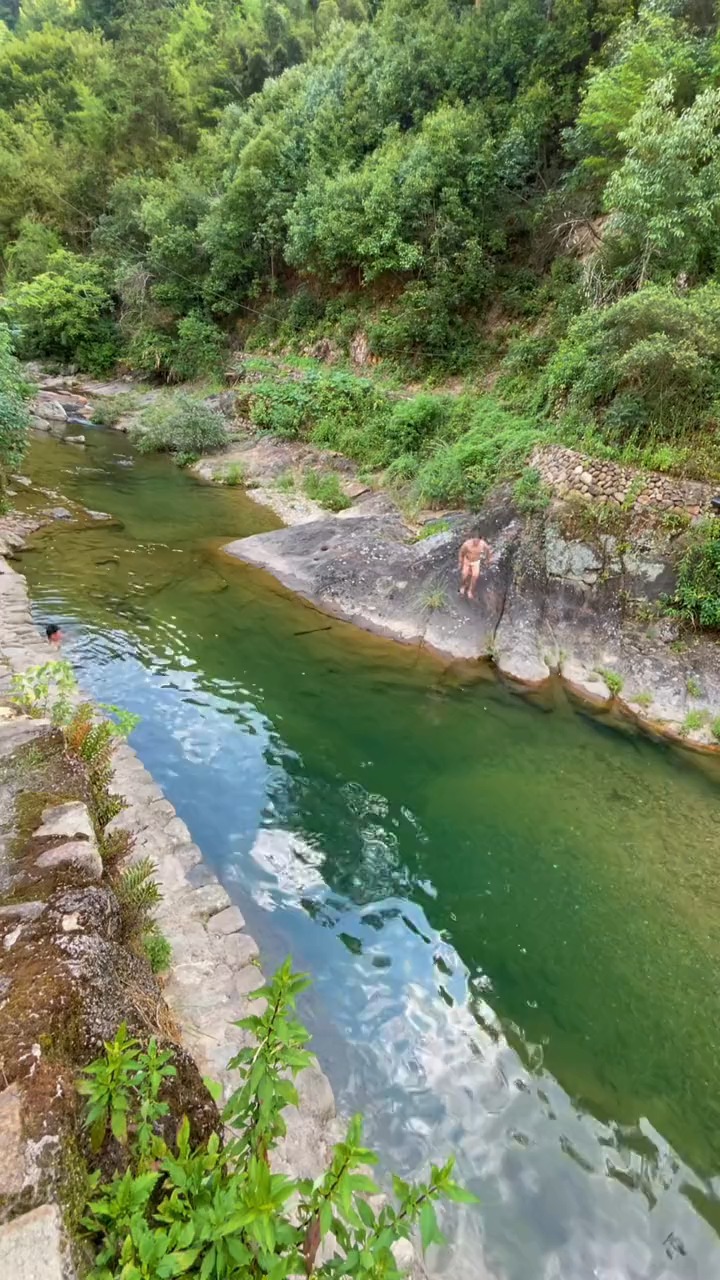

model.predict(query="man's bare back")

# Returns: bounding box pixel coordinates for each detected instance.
[458,536,492,600]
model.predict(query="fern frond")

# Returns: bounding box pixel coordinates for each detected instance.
[114,857,162,913]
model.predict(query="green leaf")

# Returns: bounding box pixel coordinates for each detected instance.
[444,1182,480,1205]
[203,1076,223,1104]
[420,1201,446,1252]
[111,1106,128,1145]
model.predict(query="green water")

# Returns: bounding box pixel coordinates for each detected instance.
[17,428,720,1279]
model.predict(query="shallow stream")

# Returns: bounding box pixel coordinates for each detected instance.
[17,428,720,1280]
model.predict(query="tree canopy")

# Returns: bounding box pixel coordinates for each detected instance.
[2,0,720,473]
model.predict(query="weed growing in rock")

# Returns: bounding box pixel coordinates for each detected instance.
[665,520,720,631]
[274,470,295,492]
[142,931,172,975]
[661,511,692,537]
[80,961,474,1278]
[414,519,451,541]
[711,716,720,743]
[222,462,245,486]
[113,857,162,940]
[99,828,134,869]
[422,589,447,612]
[78,1024,175,1152]
[686,676,703,699]
[302,470,351,512]
[632,692,654,710]
[680,709,709,736]
[595,667,624,696]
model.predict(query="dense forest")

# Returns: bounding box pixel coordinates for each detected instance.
[3,0,720,506]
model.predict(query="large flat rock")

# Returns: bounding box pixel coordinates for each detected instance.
[0,1204,71,1279]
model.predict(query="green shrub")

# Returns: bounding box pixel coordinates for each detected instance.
[665,520,720,631]
[302,470,351,511]
[546,285,720,451]
[79,962,474,1277]
[89,393,138,427]
[0,323,30,491]
[4,250,118,372]
[125,314,225,383]
[10,658,77,721]
[513,468,552,515]
[168,313,225,381]
[4,217,63,286]
[711,716,720,743]
[131,394,227,462]
[413,398,545,509]
[142,931,172,974]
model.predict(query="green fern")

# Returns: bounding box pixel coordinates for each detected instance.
[113,858,162,938]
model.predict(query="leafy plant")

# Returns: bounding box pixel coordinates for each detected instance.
[513,468,552,515]
[113,857,163,940]
[686,676,702,699]
[77,1024,175,1153]
[10,659,77,721]
[680,708,708,736]
[711,716,720,743]
[302,470,351,512]
[80,962,476,1279]
[274,470,295,493]
[665,520,720,631]
[595,667,624,696]
[5,250,118,371]
[0,323,30,494]
[131,395,227,463]
[143,931,172,975]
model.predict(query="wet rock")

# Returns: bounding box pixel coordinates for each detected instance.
[31,397,67,423]
[63,435,85,446]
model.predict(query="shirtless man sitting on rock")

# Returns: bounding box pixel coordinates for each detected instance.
[458,535,492,600]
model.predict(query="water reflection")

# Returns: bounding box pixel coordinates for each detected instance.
[17,429,720,1279]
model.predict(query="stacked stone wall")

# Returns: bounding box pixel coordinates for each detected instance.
[531,445,712,517]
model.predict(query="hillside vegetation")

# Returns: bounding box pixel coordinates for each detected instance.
[3,0,720,504]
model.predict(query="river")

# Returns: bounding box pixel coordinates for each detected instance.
[16,427,720,1280]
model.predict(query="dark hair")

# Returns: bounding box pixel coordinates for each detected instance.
[45,623,60,638]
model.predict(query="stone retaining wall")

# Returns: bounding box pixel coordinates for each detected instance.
[0,547,361,1277]
[531,444,712,516]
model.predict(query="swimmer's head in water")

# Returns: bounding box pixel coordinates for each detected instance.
[46,623,63,643]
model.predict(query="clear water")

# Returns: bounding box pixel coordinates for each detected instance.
[17,429,720,1280]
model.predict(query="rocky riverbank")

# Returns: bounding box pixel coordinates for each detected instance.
[0,524,348,1277]
[223,485,720,756]
[25,371,720,754]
